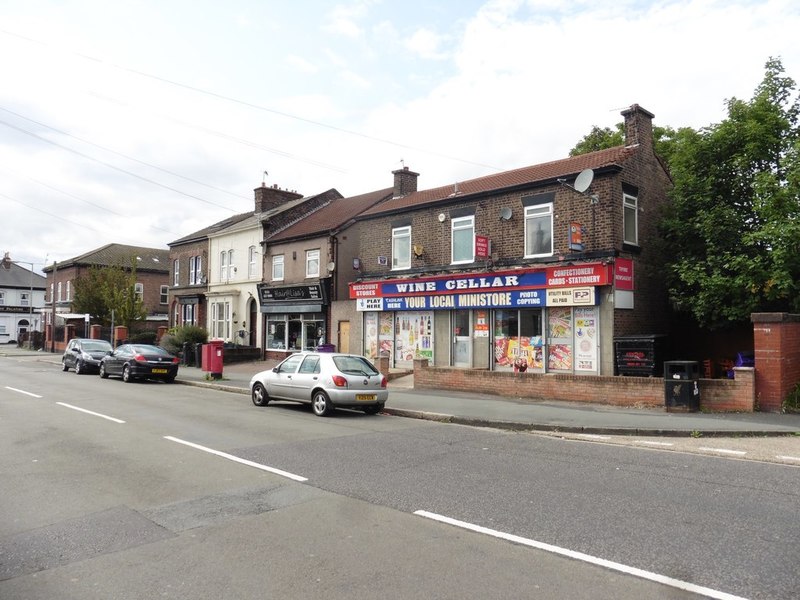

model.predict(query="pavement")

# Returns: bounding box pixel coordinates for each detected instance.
[4,348,800,437]
[172,358,800,437]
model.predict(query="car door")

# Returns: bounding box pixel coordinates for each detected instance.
[64,340,78,369]
[291,354,322,401]
[107,345,130,376]
[266,354,303,400]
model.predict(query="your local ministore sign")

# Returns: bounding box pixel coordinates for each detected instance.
[351,264,609,311]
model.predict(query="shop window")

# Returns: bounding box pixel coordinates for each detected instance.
[623,193,638,245]
[392,226,411,270]
[451,216,474,264]
[525,204,553,257]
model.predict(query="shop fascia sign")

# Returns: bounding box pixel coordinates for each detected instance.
[257,282,326,304]
[352,263,610,311]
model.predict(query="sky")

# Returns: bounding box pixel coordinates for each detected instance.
[2,0,799,273]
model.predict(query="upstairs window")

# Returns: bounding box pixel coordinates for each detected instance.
[134,282,144,301]
[0,291,4,305]
[66,280,71,302]
[173,259,180,286]
[623,193,638,245]
[20,291,29,306]
[451,215,475,264]
[306,249,320,278]
[248,246,258,279]
[220,250,235,281]
[525,203,553,257]
[189,256,202,285]
[272,255,284,281]
[160,285,168,304]
[392,226,411,270]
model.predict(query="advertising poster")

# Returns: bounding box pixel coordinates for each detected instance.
[548,307,573,371]
[394,312,433,362]
[574,307,598,372]
[494,336,544,371]
[365,312,379,359]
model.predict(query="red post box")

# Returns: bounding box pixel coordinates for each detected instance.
[201,340,224,379]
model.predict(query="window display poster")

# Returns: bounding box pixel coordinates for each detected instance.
[574,307,598,372]
[475,310,489,337]
[548,307,572,370]
[365,312,379,359]
[378,312,394,362]
[394,312,433,362]
[494,336,544,370]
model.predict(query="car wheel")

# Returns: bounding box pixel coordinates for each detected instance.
[311,390,333,416]
[62,360,69,372]
[363,403,384,415]
[122,365,133,383]
[74,360,83,375]
[251,382,270,407]
[99,363,109,379]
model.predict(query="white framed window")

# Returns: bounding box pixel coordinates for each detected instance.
[174,259,180,286]
[57,281,62,302]
[0,291,4,305]
[20,291,29,306]
[306,249,320,278]
[623,193,638,245]
[181,303,195,326]
[189,255,202,285]
[272,255,284,281]
[219,250,234,281]
[392,226,411,270]
[248,246,258,279]
[160,285,168,304]
[451,215,475,264]
[134,282,144,301]
[66,281,71,302]
[211,301,230,339]
[524,203,554,257]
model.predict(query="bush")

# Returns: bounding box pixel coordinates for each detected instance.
[130,330,158,344]
[162,325,209,356]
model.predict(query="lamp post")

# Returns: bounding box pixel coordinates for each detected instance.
[1,253,36,349]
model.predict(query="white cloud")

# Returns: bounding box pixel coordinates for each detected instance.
[405,28,449,60]
[286,54,318,74]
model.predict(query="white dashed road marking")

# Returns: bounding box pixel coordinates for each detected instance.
[4,386,42,398]
[56,402,126,424]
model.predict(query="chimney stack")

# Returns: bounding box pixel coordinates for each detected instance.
[620,104,655,151]
[392,166,419,199]
[254,183,303,213]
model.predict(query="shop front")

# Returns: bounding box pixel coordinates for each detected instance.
[257,282,329,358]
[350,264,611,374]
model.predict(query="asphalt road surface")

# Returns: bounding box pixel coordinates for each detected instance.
[2,356,798,599]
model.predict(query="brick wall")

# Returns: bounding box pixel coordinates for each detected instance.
[752,313,800,412]
[413,360,755,413]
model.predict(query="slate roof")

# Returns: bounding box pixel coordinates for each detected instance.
[0,262,47,288]
[168,212,253,246]
[360,145,636,217]
[44,243,171,273]
[267,187,394,243]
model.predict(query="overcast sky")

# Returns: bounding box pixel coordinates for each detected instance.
[2,0,798,273]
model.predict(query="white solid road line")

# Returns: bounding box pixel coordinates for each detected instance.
[4,386,43,398]
[56,402,126,424]
[698,447,747,456]
[414,510,750,600]
[164,436,308,482]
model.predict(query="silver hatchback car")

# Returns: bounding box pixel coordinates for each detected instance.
[249,352,388,416]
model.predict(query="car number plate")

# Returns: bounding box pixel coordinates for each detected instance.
[356,394,376,401]
[151,368,168,374]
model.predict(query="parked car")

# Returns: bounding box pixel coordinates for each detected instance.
[249,352,388,416]
[62,338,113,374]
[99,343,180,383]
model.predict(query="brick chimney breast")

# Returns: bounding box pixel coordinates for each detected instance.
[254,183,304,213]
[392,166,419,198]
[620,104,655,151]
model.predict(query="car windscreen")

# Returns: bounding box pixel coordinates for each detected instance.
[332,356,379,376]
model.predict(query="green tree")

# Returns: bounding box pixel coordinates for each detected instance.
[662,57,800,329]
[72,263,147,327]
[570,122,688,167]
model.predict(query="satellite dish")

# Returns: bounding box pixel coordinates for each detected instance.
[574,169,594,193]
[499,207,512,221]
[327,261,336,272]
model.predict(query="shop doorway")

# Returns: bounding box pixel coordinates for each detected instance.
[339,321,350,353]
[452,310,471,367]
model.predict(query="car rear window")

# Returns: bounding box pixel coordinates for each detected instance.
[83,341,111,351]
[332,356,379,375]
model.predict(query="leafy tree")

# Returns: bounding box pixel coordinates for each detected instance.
[570,122,688,166]
[72,263,147,327]
[662,57,800,329]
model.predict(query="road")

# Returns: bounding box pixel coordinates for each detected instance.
[1,356,798,599]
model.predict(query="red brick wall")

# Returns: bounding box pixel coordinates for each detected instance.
[752,313,800,412]
[413,360,755,413]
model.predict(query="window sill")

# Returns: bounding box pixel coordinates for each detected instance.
[622,242,641,254]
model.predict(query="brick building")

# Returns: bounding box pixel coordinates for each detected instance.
[348,105,672,376]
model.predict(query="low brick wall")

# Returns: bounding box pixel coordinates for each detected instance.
[413,359,755,412]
